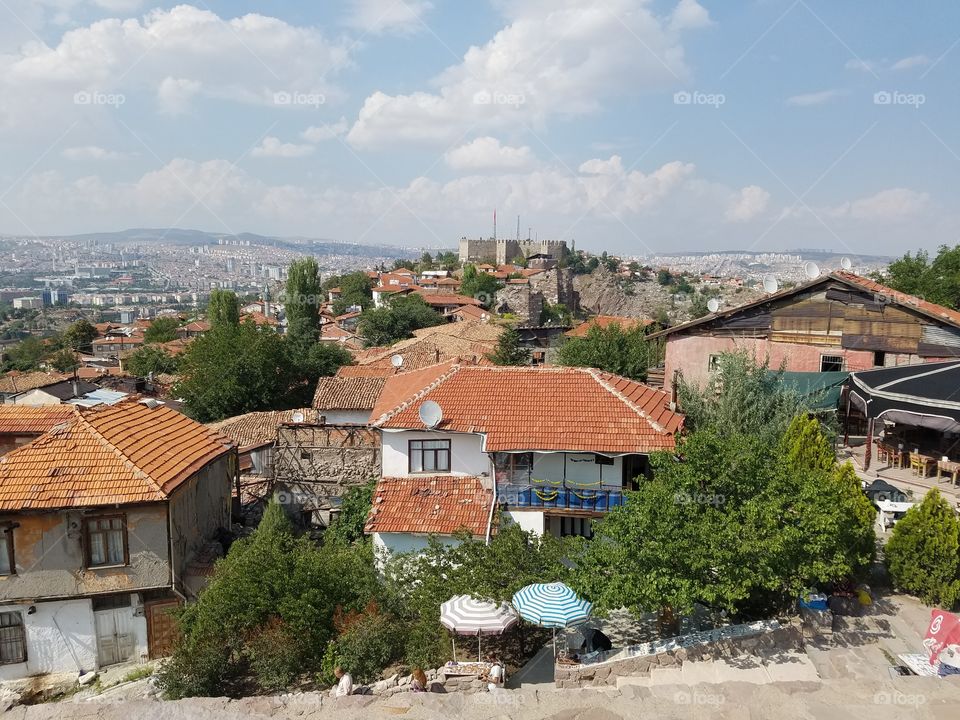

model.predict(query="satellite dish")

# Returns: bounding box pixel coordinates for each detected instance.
[762,275,779,294]
[292,410,305,423]
[840,256,852,270]
[706,297,721,313]
[803,261,821,279]
[419,400,443,429]
[391,354,404,368]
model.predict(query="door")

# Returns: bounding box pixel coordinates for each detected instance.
[146,599,181,659]
[94,605,136,667]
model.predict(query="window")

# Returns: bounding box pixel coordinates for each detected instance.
[820,355,844,372]
[707,354,721,372]
[0,612,26,665]
[0,525,14,575]
[494,452,532,483]
[409,439,451,473]
[84,516,128,568]
[873,351,886,367]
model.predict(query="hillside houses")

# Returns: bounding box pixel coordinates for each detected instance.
[650,271,960,393]
[0,401,235,679]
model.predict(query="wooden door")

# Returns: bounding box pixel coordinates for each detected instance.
[95,607,136,667]
[146,599,181,660]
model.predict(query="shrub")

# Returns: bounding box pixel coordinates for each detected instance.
[328,605,401,684]
[886,488,960,608]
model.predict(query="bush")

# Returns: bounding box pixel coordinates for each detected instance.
[328,605,402,684]
[886,488,960,608]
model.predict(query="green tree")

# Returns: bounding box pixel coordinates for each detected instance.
[326,271,373,316]
[886,488,960,607]
[4,336,47,371]
[158,502,379,698]
[460,264,502,306]
[657,269,673,285]
[325,481,375,545]
[175,321,294,422]
[126,345,180,377]
[207,289,240,328]
[879,245,960,309]
[357,294,443,347]
[486,326,530,366]
[62,319,97,351]
[48,348,79,373]
[540,302,572,326]
[143,316,180,344]
[556,323,654,381]
[285,258,323,346]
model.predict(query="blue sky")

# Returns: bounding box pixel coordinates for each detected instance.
[0,1,957,256]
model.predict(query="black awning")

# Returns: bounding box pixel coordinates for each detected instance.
[847,361,960,432]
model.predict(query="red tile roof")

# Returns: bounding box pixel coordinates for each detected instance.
[312,376,386,411]
[0,401,233,510]
[365,476,493,537]
[208,409,315,450]
[833,271,960,327]
[0,405,77,436]
[451,305,489,322]
[0,371,70,394]
[565,315,653,337]
[371,365,683,453]
[414,292,483,307]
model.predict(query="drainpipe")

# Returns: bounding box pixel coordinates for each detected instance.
[485,443,496,545]
[167,502,188,603]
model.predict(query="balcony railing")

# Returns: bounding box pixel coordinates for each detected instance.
[498,484,626,512]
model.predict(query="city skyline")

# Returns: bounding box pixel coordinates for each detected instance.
[1,1,958,255]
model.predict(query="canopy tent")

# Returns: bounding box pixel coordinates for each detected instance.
[769,370,849,411]
[847,361,960,433]
[440,595,519,662]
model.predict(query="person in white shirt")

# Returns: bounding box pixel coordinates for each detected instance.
[332,667,353,697]
[484,653,504,691]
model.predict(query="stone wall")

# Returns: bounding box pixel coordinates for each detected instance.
[493,268,577,323]
[363,667,490,697]
[554,620,803,688]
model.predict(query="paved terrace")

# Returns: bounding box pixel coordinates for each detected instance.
[841,436,960,507]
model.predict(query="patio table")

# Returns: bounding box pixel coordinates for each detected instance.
[938,459,960,486]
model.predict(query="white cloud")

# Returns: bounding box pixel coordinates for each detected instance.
[725,185,770,222]
[62,145,126,160]
[301,118,349,143]
[251,137,316,159]
[343,0,432,35]
[0,5,350,130]
[444,137,536,171]
[785,89,844,106]
[891,54,930,71]
[841,188,929,221]
[669,0,712,31]
[157,77,202,115]
[347,0,692,148]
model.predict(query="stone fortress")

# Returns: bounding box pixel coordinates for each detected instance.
[458,237,569,265]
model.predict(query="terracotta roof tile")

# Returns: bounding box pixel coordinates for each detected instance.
[207,409,315,450]
[312,376,386,411]
[0,371,70,395]
[0,405,77,436]
[372,366,682,453]
[414,292,483,307]
[365,476,493,537]
[0,401,233,511]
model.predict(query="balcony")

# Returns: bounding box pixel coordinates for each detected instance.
[498,483,626,512]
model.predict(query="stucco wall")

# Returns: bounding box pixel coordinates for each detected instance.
[662,334,897,393]
[0,505,171,602]
[322,410,371,425]
[372,531,462,565]
[168,454,233,582]
[0,598,97,680]
[381,430,489,477]
[505,510,544,535]
[7,390,60,406]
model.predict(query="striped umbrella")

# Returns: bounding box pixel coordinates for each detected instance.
[512,582,593,656]
[440,595,519,661]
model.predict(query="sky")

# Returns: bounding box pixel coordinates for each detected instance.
[0,0,958,257]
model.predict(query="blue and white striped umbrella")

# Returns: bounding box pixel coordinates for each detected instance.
[511,582,592,629]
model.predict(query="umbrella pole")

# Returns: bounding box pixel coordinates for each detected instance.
[478,632,481,663]
[553,627,557,658]
[452,636,457,663]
